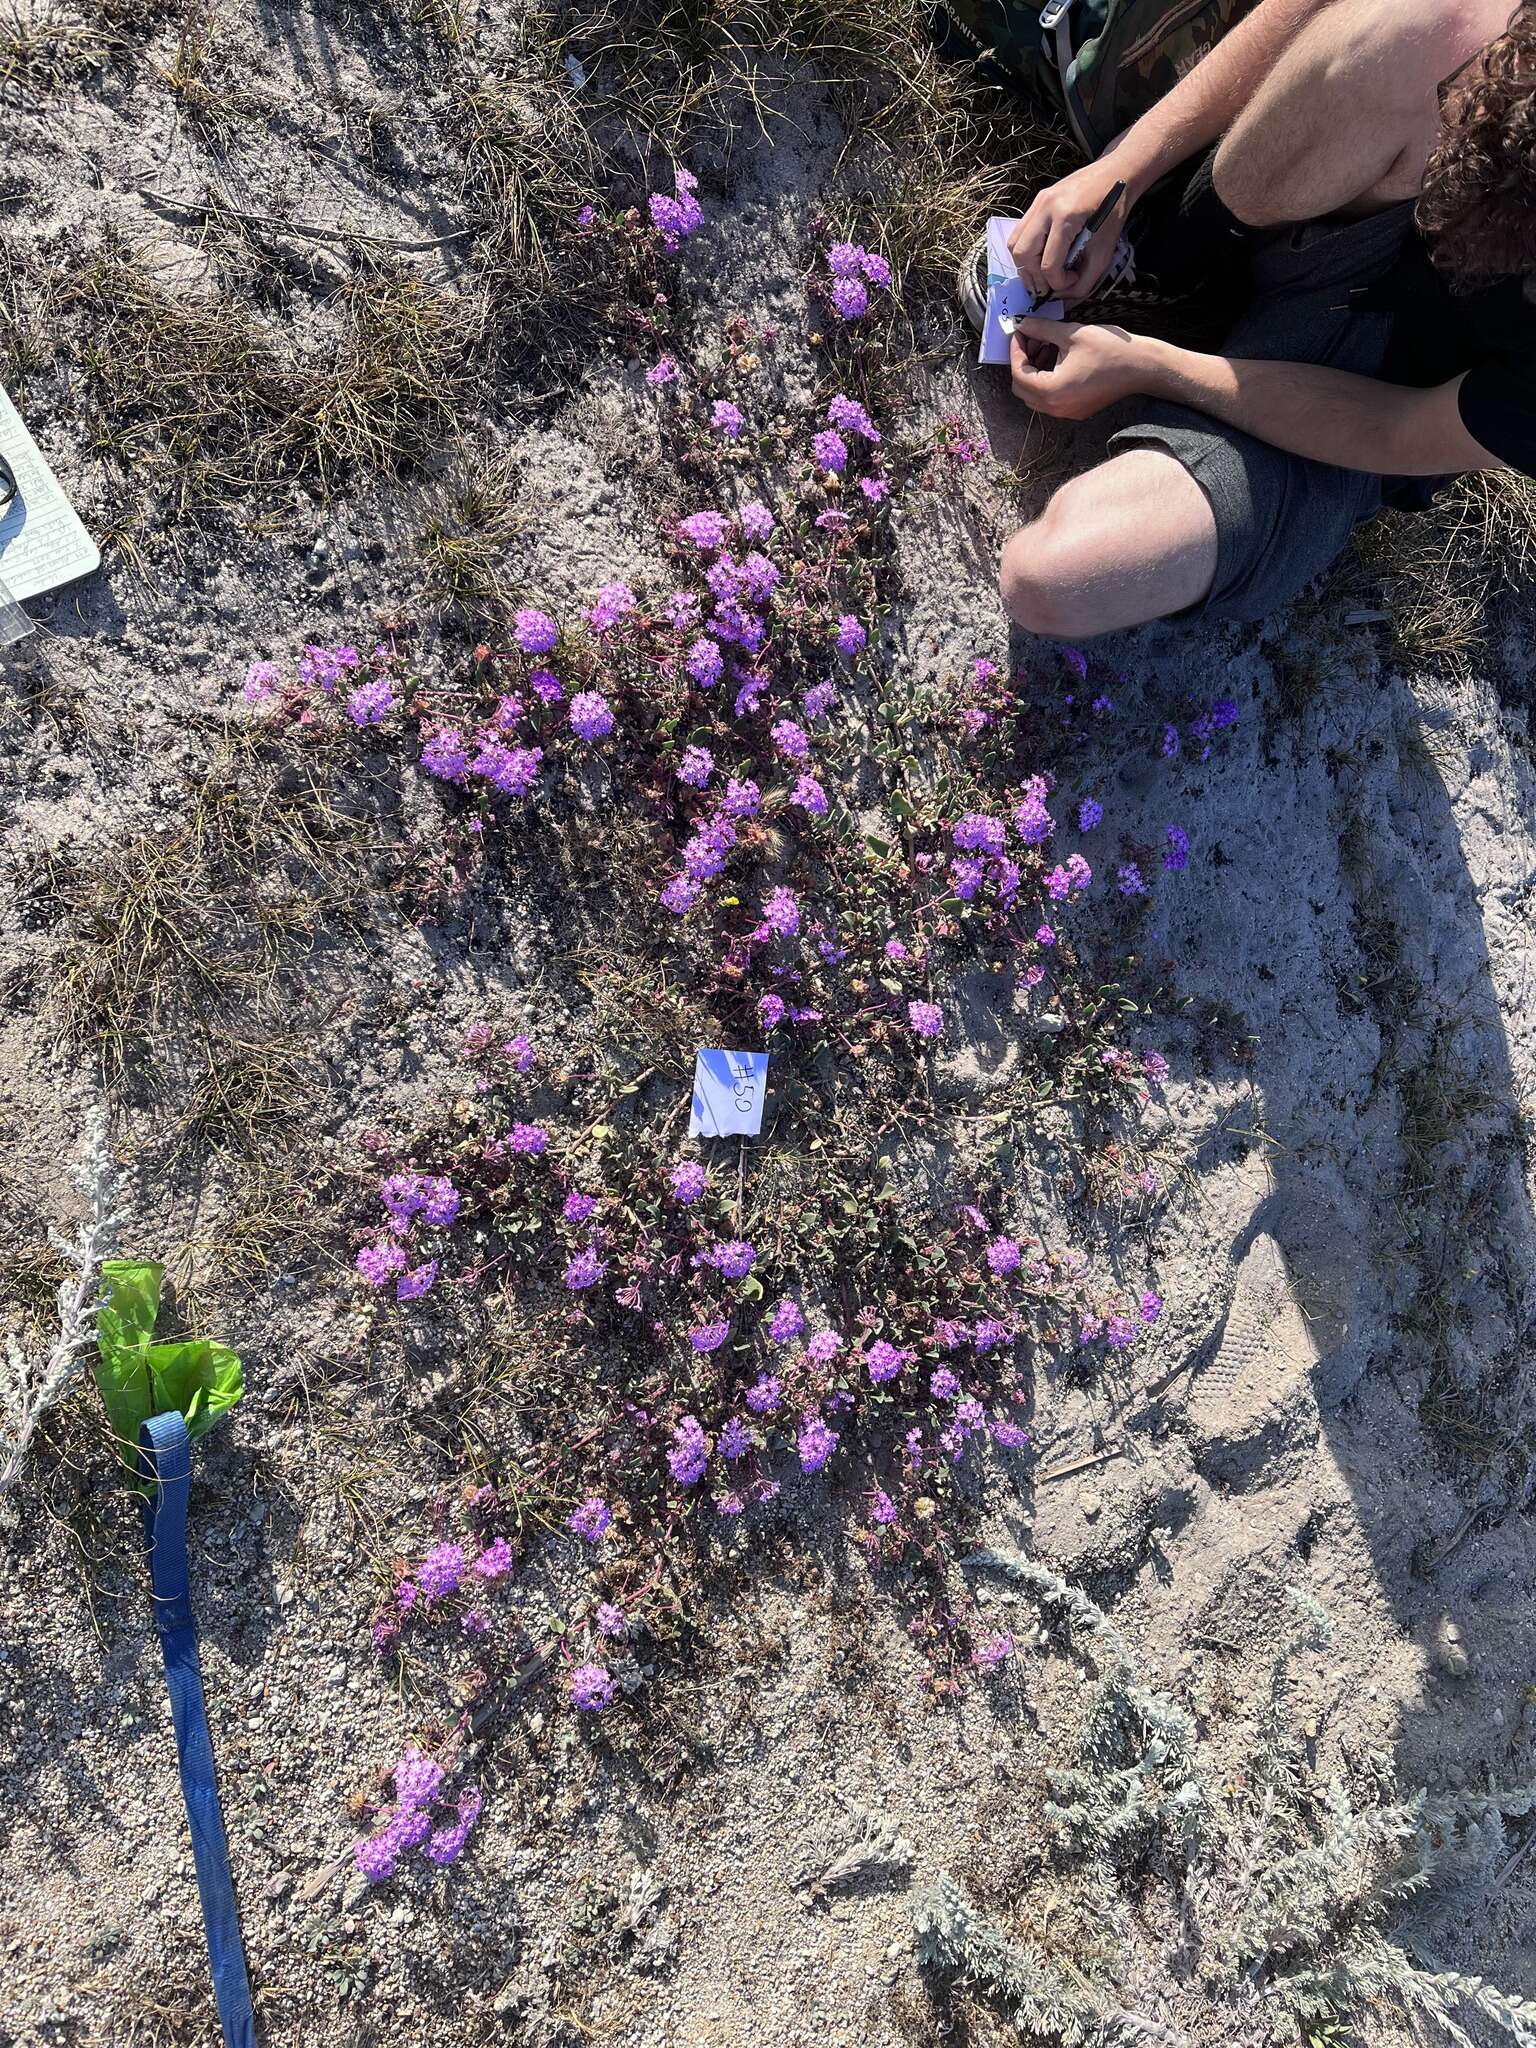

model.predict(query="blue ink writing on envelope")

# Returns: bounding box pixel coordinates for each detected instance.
[689,1050,768,1138]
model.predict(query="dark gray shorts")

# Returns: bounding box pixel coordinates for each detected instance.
[1107,202,1424,623]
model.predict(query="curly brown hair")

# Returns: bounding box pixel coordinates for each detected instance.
[1419,4,1536,290]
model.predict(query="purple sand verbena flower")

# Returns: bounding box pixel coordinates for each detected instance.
[396,1262,437,1302]
[811,428,848,474]
[568,1496,612,1542]
[347,677,396,727]
[648,164,705,251]
[669,1160,706,1204]
[829,276,868,320]
[768,1298,805,1342]
[826,393,880,442]
[953,812,1007,856]
[678,509,729,551]
[569,690,614,741]
[668,1415,710,1486]
[357,1241,407,1287]
[706,1239,755,1279]
[797,1415,839,1472]
[686,637,724,687]
[908,1000,943,1040]
[678,744,713,788]
[865,1339,907,1384]
[564,1248,607,1290]
[473,1537,513,1579]
[762,886,800,939]
[417,1543,465,1600]
[514,608,558,655]
[570,1662,617,1710]
[394,1749,445,1809]
[421,729,469,781]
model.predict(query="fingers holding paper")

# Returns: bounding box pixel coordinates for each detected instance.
[1008,319,1153,421]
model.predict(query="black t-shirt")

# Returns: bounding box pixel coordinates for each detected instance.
[1382,236,1536,475]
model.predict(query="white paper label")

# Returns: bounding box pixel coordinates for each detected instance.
[689,1049,768,1138]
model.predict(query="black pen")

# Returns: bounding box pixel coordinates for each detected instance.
[1066,179,1127,272]
[1018,178,1127,324]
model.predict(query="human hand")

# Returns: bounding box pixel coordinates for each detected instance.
[1008,318,1157,420]
[1008,162,1136,301]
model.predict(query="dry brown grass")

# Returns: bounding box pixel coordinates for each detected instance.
[0,0,105,89]
[58,247,475,518]
[415,444,527,620]
[47,737,363,1089]
[1353,469,1536,669]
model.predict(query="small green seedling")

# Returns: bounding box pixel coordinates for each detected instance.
[95,1259,243,1484]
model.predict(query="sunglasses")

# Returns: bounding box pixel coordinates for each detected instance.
[0,454,15,510]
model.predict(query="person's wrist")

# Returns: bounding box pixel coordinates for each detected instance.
[1098,132,1160,206]
[1130,334,1182,398]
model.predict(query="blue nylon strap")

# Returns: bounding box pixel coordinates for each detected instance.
[139,1411,258,2048]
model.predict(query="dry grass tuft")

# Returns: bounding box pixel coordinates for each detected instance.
[157,6,247,140]
[0,0,106,90]
[0,244,54,389]
[294,267,475,490]
[415,445,527,620]
[47,739,363,1087]
[457,26,604,283]
[58,247,475,519]
[1354,469,1536,668]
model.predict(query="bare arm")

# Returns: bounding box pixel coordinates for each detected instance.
[1007,316,1502,477]
[1104,0,1346,194]
[1138,346,1495,476]
[1011,0,1343,297]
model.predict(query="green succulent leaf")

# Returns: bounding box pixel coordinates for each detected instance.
[94,1260,244,1483]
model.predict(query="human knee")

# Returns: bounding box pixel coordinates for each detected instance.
[999,503,1100,638]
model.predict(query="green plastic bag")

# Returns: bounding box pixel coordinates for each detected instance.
[95,1259,243,1484]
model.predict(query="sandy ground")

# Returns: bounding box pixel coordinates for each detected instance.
[3,4,1536,2046]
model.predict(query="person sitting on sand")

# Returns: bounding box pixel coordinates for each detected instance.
[992,0,1536,634]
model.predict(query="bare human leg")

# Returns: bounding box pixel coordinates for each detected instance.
[999,0,1514,635]
[998,450,1218,638]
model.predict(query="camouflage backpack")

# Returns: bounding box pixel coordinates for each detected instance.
[930,0,1257,158]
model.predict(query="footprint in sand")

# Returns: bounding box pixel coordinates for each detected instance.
[1185,1222,1341,1491]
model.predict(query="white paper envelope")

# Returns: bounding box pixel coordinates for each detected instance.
[979,216,1064,367]
[689,1049,768,1138]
